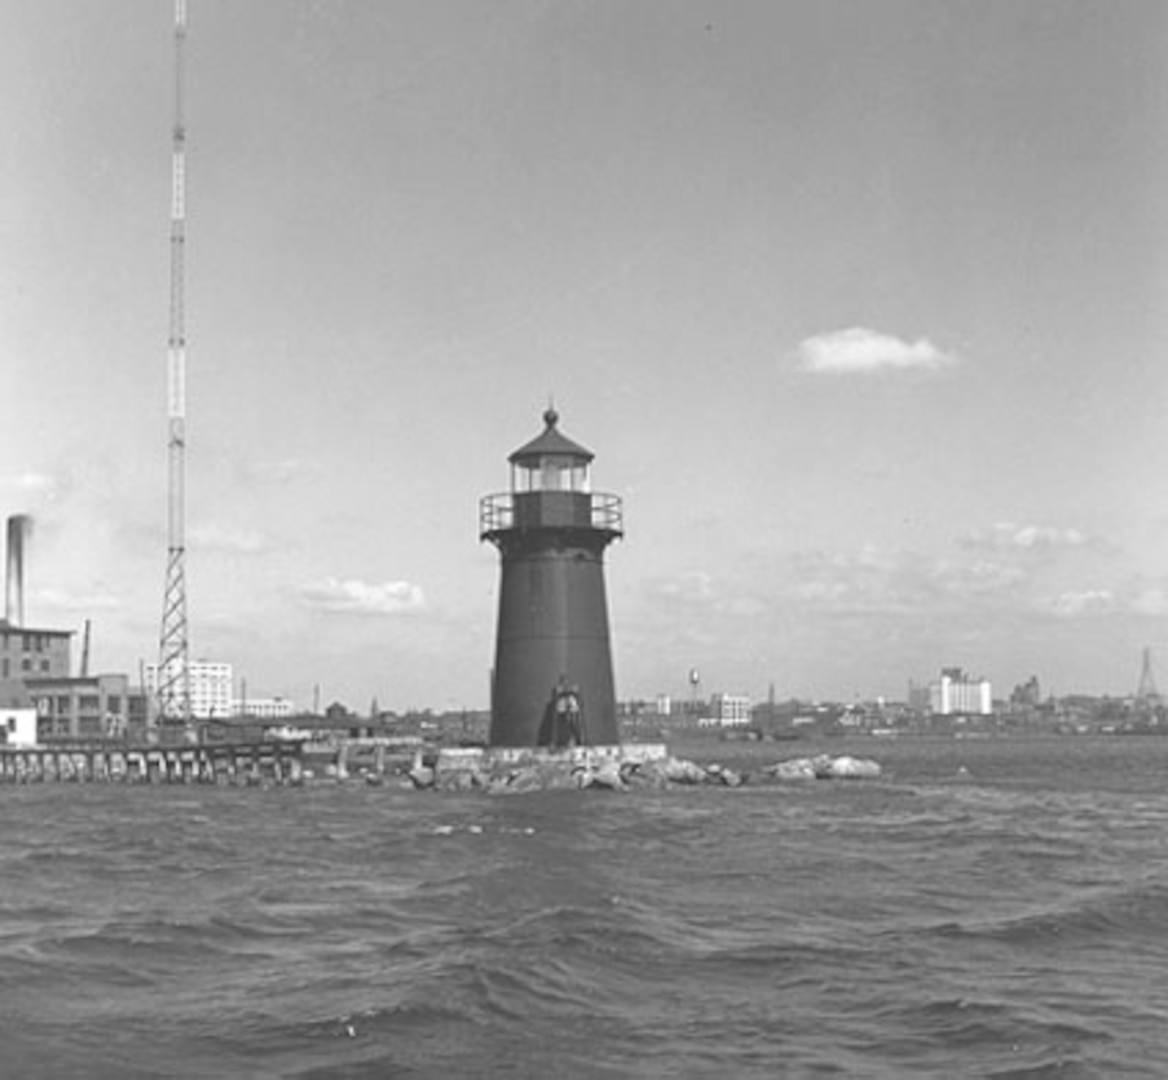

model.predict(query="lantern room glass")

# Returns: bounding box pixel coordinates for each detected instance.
[511,456,591,494]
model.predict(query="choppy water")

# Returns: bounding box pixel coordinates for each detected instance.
[3,735,1168,1078]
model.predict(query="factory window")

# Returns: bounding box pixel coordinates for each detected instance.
[39,659,49,673]
[107,696,122,714]
[21,658,31,672]
[57,696,71,714]
[21,634,31,651]
[79,695,100,712]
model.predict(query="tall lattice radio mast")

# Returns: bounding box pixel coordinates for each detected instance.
[158,0,191,726]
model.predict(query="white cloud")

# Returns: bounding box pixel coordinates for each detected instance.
[1041,577,1168,619]
[796,327,956,374]
[962,522,1090,552]
[783,545,1030,616]
[299,576,426,616]
[1046,590,1115,617]
[0,472,58,497]
[32,588,123,614]
[931,558,1029,597]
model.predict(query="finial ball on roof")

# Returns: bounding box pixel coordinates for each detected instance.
[543,406,559,428]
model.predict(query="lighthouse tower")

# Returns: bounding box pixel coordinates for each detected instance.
[481,408,623,747]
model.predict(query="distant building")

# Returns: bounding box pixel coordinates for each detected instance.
[232,696,294,720]
[709,692,753,726]
[1010,676,1042,710]
[929,667,992,716]
[26,673,132,741]
[906,680,931,713]
[144,660,233,719]
[0,620,72,683]
[0,707,38,747]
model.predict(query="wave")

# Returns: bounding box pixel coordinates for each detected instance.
[927,881,1168,949]
[861,995,1115,1078]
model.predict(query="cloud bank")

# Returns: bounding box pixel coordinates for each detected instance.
[960,522,1091,553]
[1046,589,1115,617]
[299,576,426,616]
[1044,581,1168,619]
[796,327,956,374]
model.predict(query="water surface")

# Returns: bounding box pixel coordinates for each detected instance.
[3,735,1167,1077]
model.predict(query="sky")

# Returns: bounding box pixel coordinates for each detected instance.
[2,0,1167,711]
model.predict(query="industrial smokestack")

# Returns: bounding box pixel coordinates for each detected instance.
[5,515,32,627]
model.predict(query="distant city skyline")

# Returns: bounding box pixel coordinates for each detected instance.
[2,1,1167,710]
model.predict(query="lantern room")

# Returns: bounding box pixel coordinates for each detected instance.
[480,408,622,538]
[508,407,593,494]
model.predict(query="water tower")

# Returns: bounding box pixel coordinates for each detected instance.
[480,408,623,747]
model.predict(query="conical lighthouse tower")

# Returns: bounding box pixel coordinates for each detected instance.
[481,408,623,747]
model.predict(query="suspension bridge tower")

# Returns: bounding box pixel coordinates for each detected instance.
[1137,646,1160,706]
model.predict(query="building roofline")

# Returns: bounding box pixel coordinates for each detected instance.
[0,620,74,637]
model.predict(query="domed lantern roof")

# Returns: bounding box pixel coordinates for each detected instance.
[508,407,594,466]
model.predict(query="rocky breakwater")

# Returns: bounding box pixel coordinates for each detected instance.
[409,746,881,794]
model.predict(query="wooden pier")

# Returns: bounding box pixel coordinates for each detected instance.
[0,741,305,785]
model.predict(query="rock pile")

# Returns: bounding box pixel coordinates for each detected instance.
[406,752,880,794]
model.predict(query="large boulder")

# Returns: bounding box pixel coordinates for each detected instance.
[764,757,820,781]
[762,754,881,781]
[619,761,669,790]
[501,766,546,793]
[436,768,482,792]
[481,763,581,794]
[823,755,882,779]
[657,756,709,785]
[705,763,744,787]
[407,764,435,789]
[586,760,626,790]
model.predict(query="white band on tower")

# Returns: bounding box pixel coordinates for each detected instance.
[171,151,185,220]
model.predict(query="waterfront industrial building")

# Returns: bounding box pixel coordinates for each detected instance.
[928,667,993,716]
[26,673,138,740]
[0,621,72,681]
[0,625,147,743]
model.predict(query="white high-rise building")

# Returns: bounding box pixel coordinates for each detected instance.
[145,660,233,719]
[929,668,992,716]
